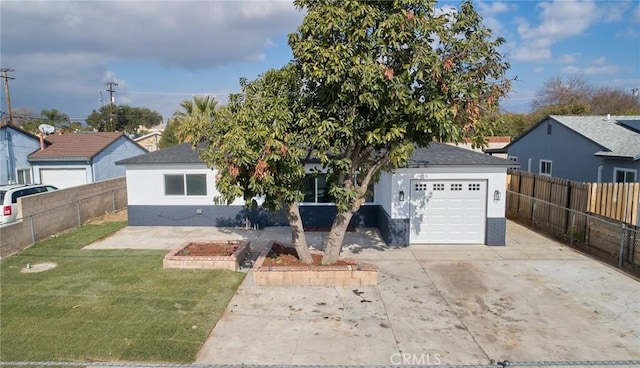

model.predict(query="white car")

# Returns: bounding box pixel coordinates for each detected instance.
[0,184,58,224]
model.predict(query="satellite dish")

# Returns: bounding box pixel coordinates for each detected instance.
[38,124,55,134]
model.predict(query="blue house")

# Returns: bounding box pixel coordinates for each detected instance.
[497,115,640,183]
[28,131,147,189]
[0,123,43,185]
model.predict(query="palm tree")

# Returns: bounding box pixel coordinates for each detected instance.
[161,96,218,148]
[40,109,69,128]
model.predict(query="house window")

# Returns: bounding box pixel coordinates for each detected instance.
[539,160,552,176]
[17,168,32,185]
[614,168,637,183]
[302,174,331,203]
[302,174,374,203]
[507,156,518,162]
[164,174,207,196]
[451,183,462,191]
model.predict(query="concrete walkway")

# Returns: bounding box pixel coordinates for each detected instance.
[87,221,640,365]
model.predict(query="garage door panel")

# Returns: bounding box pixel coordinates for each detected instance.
[410,179,486,244]
[40,169,87,189]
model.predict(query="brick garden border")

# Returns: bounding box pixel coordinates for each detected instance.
[163,240,250,271]
[253,241,378,286]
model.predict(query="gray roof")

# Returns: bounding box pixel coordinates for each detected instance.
[117,141,515,167]
[407,142,516,167]
[549,115,640,160]
[116,142,205,165]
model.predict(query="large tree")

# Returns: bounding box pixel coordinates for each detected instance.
[163,96,219,149]
[86,105,162,133]
[183,0,510,265]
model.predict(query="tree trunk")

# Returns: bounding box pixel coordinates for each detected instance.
[321,210,356,265]
[285,202,313,264]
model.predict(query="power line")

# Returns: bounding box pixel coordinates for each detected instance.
[1,68,15,125]
[105,81,118,131]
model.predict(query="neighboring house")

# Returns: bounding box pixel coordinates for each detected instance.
[117,142,515,246]
[0,123,45,185]
[134,131,162,152]
[28,131,147,189]
[446,136,511,159]
[497,115,640,183]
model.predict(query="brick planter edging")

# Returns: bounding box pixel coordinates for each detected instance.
[163,240,250,271]
[253,241,378,286]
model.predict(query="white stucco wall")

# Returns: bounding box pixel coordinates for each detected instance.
[125,163,244,206]
[387,166,507,219]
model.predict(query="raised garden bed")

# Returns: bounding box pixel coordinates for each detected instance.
[253,241,378,286]
[163,240,250,271]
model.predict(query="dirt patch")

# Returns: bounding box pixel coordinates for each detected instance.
[21,262,57,273]
[85,210,127,224]
[262,242,357,267]
[176,241,240,257]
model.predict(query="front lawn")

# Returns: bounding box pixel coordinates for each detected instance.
[0,222,245,362]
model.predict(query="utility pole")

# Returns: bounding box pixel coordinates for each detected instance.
[105,82,118,131]
[1,68,15,125]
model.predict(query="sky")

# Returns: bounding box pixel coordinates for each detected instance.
[1,0,639,125]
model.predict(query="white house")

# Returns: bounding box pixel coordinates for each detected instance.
[117,142,515,246]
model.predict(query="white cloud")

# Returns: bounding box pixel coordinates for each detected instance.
[478,1,512,15]
[562,65,620,76]
[558,54,577,64]
[591,57,607,66]
[1,1,303,70]
[513,0,599,62]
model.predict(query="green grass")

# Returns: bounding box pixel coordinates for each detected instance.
[0,222,245,363]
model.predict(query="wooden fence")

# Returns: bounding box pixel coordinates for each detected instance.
[507,170,639,226]
[588,182,640,225]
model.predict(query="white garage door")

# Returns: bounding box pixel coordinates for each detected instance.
[40,169,88,189]
[410,180,486,244]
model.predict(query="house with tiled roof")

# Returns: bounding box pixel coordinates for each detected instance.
[117,142,516,246]
[497,115,640,183]
[0,123,46,185]
[28,131,147,188]
[134,131,162,152]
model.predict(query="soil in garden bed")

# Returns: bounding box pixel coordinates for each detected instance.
[176,241,240,257]
[262,243,357,267]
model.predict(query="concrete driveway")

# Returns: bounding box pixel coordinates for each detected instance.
[86,221,640,365]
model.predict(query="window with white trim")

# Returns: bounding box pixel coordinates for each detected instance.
[507,156,518,162]
[539,160,552,176]
[614,168,637,183]
[164,174,207,196]
[17,168,32,185]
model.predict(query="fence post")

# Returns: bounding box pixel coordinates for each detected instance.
[570,213,576,245]
[77,201,82,226]
[112,189,116,212]
[29,216,35,245]
[532,198,536,228]
[619,224,626,269]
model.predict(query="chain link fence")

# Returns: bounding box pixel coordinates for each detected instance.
[1,361,639,368]
[506,190,639,277]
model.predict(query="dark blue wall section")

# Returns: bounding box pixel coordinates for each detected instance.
[377,207,410,247]
[128,204,502,247]
[128,204,380,229]
[486,217,506,246]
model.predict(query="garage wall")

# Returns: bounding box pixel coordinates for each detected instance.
[381,166,508,246]
[94,137,146,181]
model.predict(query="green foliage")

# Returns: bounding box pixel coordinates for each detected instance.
[159,118,181,149]
[288,0,510,212]
[86,105,162,133]
[181,0,510,256]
